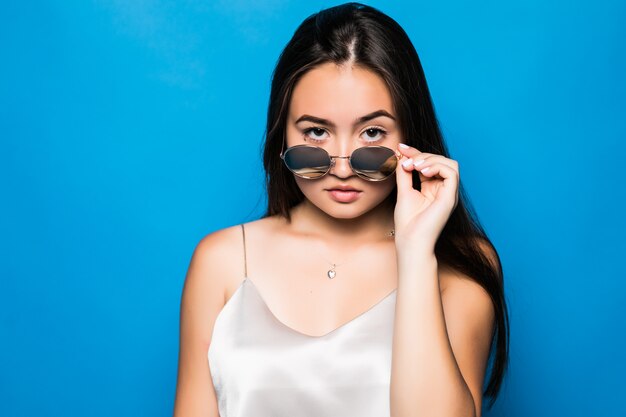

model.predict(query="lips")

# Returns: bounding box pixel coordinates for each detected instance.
[327,186,361,192]
[327,187,362,203]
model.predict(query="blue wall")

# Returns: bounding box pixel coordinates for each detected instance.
[2,1,624,416]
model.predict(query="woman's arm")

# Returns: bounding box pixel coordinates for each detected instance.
[173,230,237,417]
[390,247,495,417]
[390,143,496,417]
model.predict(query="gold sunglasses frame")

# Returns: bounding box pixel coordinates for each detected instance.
[279,134,401,181]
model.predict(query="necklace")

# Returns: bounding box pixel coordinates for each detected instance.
[322,228,395,279]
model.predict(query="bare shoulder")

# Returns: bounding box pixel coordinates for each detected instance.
[178,224,248,351]
[437,237,498,336]
[189,226,238,281]
[188,217,284,300]
[191,224,248,282]
[174,221,268,416]
[438,237,500,294]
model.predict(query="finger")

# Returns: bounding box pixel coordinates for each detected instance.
[395,154,416,197]
[412,155,458,173]
[417,162,459,207]
[397,143,423,160]
[418,161,459,183]
[398,144,458,172]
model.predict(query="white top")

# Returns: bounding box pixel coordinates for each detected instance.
[208,275,397,417]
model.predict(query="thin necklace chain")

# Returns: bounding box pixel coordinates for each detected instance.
[316,228,395,279]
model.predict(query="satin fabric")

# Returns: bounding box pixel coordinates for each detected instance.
[208,277,397,417]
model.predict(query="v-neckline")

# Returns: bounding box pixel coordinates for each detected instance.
[231,276,397,339]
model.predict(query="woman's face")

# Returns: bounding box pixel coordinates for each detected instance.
[286,62,402,219]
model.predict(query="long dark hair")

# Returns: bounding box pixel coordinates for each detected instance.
[261,2,509,408]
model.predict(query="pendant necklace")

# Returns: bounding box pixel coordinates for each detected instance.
[320,228,395,280]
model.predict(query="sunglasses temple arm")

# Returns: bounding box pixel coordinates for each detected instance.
[279,133,286,158]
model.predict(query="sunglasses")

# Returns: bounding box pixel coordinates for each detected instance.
[280,144,400,181]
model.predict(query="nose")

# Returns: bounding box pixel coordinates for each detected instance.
[329,155,353,178]
[327,140,355,178]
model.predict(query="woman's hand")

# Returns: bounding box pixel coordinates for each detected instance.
[393,143,460,254]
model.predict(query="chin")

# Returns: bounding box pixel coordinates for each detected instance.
[316,200,379,220]
[326,210,367,220]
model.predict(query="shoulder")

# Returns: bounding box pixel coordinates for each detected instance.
[182,224,244,308]
[188,221,252,289]
[188,225,241,285]
[187,217,283,293]
[179,222,253,349]
[437,237,498,343]
[192,223,245,269]
[437,237,498,326]
[438,236,500,293]
[191,217,279,265]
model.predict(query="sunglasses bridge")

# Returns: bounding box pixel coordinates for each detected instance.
[327,155,350,166]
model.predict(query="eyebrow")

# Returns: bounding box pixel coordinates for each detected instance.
[294,110,396,128]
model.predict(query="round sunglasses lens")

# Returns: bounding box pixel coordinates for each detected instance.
[351,147,397,180]
[283,146,331,179]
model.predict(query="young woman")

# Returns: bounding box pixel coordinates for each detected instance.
[173,3,509,417]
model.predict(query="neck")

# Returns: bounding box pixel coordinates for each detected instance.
[288,197,395,245]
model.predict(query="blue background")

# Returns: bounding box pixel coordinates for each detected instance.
[2,1,625,416]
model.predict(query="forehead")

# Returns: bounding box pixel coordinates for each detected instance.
[289,62,394,122]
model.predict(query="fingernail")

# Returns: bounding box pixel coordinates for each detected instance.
[399,143,409,149]
[413,159,425,167]
[420,167,430,173]
[402,158,413,168]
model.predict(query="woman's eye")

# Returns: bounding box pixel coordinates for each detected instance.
[303,127,328,142]
[302,126,387,142]
[362,127,387,142]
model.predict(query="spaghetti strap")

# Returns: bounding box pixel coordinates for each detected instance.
[240,224,248,278]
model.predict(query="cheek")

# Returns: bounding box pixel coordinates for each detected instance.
[293,177,320,199]
[365,180,397,200]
